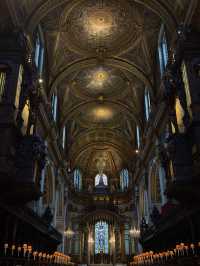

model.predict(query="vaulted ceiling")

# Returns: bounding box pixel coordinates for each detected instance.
[2,0,192,185]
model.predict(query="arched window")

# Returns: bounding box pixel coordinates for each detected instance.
[136,125,140,149]
[62,126,66,149]
[95,173,108,186]
[73,169,82,191]
[15,65,23,109]
[158,26,168,76]
[0,70,6,102]
[120,169,129,191]
[34,28,44,73]
[95,221,109,254]
[21,99,30,135]
[181,61,192,119]
[51,92,58,121]
[144,88,151,121]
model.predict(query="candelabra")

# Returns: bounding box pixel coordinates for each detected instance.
[131,242,200,266]
[130,227,140,238]
[2,243,73,265]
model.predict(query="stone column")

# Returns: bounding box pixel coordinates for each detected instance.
[79,231,82,262]
[120,224,125,262]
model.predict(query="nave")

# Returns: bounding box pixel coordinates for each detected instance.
[0,0,200,266]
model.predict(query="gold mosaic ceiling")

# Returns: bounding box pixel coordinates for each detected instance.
[9,0,182,183]
[49,0,161,181]
[71,66,130,99]
[63,0,138,56]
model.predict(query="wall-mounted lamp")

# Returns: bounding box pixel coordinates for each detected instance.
[130,227,140,238]
[64,228,74,238]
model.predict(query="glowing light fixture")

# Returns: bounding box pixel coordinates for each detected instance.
[38,78,43,84]
[129,227,140,238]
[135,149,139,154]
[93,106,113,120]
[85,11,113,36]
[64,228,74,238]
[89,69,109,88]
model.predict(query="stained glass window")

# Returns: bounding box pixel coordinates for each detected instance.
[62,126,66,149]
[73,169,82,191]
[144,88,151,121]
[136,125,140,149]
[120,169,129,191]
[158,28,168,76]
[0,71,6,102]
[95,173,108,186]
[35,31,44,73]
[95,221,109,254]
[51,93,58,121]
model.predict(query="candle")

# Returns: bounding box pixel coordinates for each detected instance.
[38,252,42,260]
[190,244,195,255]
[23,244,27,257]
[28,245,32,260]
[43,253,46,261]
[180,243,184,256]
[11,245,15,256]
[33,251,38,260]
[184,245,189,256]
[4,243,8,256]
[17,246,21,257]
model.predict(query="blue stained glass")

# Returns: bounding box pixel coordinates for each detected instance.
[95,221,109,254]
[120,169,129,191]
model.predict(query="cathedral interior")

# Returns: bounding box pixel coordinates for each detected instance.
[0,0,200,265]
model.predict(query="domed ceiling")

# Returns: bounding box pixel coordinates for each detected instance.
[46,0,162,185]
[71,66,130,99]
[14,0,180,186]
[63,0,138,56]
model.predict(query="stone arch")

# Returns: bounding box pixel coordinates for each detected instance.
[25,0,178,35]
[49,57,153,100]
[61,99,142,128]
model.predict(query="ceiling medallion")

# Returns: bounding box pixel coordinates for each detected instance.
[85,11,113,36]
[64,0,136,56]
[89,69,109,88]
[92,106,113,120]
[71,66,130,99]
